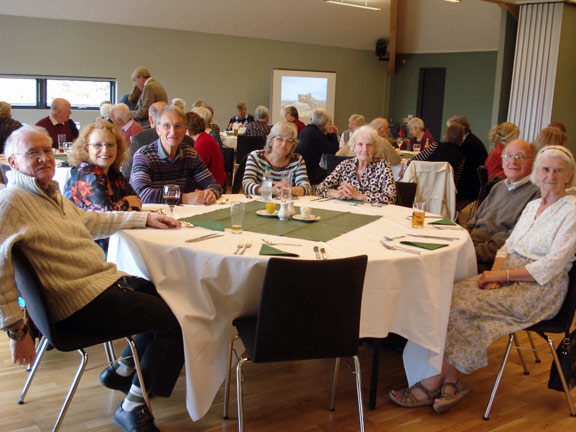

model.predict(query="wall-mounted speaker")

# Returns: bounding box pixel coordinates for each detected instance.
[375,39,388,61]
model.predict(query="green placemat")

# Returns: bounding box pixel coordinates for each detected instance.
[400,241,448,250]
[54,153,69,161]
[336,199,364,205]
[259,244,299,257]
[179,219,224,231]
[429,217,457,226]
[182,201,380,242]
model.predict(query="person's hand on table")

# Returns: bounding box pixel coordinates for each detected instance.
[330,183,363,201]
[146,213,181,229]
[182,189,216,205]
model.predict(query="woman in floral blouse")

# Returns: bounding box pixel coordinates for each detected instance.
[65,119,141,212]
[315,125,396,204]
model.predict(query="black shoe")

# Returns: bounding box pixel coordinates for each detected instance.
[113,404,159,432]
[99,366,133,394]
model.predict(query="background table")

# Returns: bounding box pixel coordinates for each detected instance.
[107,195,477,420]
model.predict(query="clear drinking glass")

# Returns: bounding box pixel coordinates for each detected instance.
[413,143,421,153]
[57,134,67,153]
[412,202,426,228]
[230,201,245,234]
[163,184,181,218]
[280,172,292,202]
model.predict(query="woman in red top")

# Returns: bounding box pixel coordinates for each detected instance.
[485,122,520,181]
[186,112,227,188]
[408,117,435,151]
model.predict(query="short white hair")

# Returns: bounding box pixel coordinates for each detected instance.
[110,103,132,123]
[349,125,382,156]
[531,145,576,188]
[5,125,52,157]
[310,108,329,128]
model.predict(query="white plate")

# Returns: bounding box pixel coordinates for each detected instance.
[256,209,278,218]
[292,214,320,223]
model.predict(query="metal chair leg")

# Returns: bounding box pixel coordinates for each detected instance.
[329,358,341,411]
[484,334,514,420]
[352,355,365,432]
[53,349,88,432]
[18,336,49,404]
[223,335,240,419]
[546,336,576,416]
[368,338,381,410]
[512,333,529,375]
[526,331,541,363]
[104,341,117,364]
[236,358,249,432]
[125,337,151,412]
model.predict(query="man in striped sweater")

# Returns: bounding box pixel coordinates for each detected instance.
[130,105,222,204]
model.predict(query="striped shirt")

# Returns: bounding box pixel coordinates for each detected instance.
[130,139,222,204]
[242,150,312,196]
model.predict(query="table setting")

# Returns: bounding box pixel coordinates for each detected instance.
[107,194,477,420]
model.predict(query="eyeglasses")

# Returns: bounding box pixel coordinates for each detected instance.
[89,143,117,150]
[274,136,295,145]
[13,148,54,159]
[160,123,186,131]
[502,153,532,162]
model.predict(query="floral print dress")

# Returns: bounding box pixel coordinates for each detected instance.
[444,195,576,374]
[64,162,137,211]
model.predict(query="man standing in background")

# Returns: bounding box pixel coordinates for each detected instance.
[130,67,168,128]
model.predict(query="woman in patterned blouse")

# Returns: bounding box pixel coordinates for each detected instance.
[315,125,396,204]
[65,119,141,212]
[242,121,311,197]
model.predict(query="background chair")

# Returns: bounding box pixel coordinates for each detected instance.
[235,135,265,165]
[401,161,456,220]
[394,181,417,208]
[12,246,150,432]
[231,154,249,194]
[324,154,352,176]
[483,261,576,419]
[223,255,368,432]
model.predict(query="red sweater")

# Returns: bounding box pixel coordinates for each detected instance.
[194,132,227,187]
[35,116,75,148]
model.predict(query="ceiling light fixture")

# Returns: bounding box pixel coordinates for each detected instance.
[443,0,462,3]
[324,1,381,12]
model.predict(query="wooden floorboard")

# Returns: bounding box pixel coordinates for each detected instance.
[1,332,574,431]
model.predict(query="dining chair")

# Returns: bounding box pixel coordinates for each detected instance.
[236,135,265,165]
[394,181,417,208]
[483,261,576,420]
[222,255,368,432]
[324,154,352,176]
[231,154,248,194]
[12,246,150,432]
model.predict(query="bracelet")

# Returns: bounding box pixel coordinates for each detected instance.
[506,270,510,283]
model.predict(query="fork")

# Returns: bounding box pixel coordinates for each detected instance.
[379,240,421,255]
[239,241,252,255]
[262,238,302,247]
[320,247,328,260]
[313,245,321,259]
[234,240,245,255]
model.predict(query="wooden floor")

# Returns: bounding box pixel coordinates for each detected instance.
[1,332,574,432]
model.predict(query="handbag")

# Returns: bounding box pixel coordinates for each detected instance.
[548,329,576,392]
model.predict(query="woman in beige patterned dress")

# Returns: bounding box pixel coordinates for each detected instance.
[391,145,576,414]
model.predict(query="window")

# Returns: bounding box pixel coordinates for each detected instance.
[0,75,116,109]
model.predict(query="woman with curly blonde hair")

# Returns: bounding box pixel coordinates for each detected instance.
[65,118,141,212]
[485,122,520,180]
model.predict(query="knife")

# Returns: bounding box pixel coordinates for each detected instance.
[313,245,321,259]
[320,247,328,260]
[185,234,224,243]
[408,234,459,241]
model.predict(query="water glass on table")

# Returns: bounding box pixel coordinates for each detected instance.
[413,143,421,153]
[163,184,181,218]
[412,202,426,228]
[58,134,67,153]
[230,201,245,234]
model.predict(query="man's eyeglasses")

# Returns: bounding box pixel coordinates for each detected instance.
[13,148,54,159]
[161,123,186,131]
[274,136,295,145]
[89,143,117,150]
[502,153,532,162]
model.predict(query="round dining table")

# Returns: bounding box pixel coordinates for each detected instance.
[107,194,477,420]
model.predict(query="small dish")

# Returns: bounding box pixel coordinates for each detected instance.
[292,214,320,223]
[256,209,278,218]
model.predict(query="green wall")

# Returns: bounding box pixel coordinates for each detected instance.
[389,51,498,148]
[551,4,576,153]
[0,15,389,131]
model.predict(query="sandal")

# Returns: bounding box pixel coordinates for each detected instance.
[432,380,470,414]
[389,382,441,408]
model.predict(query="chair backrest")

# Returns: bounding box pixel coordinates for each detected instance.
[231,154,248,194]
[221,146,235,177]
[395,181,417,208]
[250,255,368,363]
[477,166,489,204]
[325,154,352,176]
[401,161,456,219]
[236,135,265,164]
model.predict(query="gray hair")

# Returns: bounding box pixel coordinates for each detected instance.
[531,145,576,188]
[348,114,366,126]
[264,121,298,157]
[148,102,166,126]
[131,66,151,80]
[193,100,208,108]
[50,98,70,113]
[255,106,269,120]
[349,125,382,157]
[310,108,329,128]
[109,103,131,123]
[99,103,112,119]
[171,98,186,111]
[0,101,11,118]
[158,105,187,125]
[447,115,471,134]
[192,106,212,125]
[5,125,52,157]
[407,117,425,131]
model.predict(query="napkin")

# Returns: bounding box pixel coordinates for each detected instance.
[337,199,364,205]
[400,241,448,250]
[429,217,457,226]
[259,244,299,257]
[180,219,225,231]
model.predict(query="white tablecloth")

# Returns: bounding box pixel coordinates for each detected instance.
[107,195,477,420]
[220,134,237,150]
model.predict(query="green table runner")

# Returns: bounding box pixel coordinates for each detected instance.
[181,201,380,242]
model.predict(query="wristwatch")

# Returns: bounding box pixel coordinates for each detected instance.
[7,325,29,341]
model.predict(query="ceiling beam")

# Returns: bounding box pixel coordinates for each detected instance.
[388,0,398,76]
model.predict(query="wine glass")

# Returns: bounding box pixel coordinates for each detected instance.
[163,184,181,218]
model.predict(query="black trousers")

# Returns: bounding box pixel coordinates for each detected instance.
[56,277,184,397]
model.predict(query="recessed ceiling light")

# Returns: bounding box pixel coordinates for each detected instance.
[443,0,462,3]
[324,1,381,12]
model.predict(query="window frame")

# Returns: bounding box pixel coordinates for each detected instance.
[0,74,117,110]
